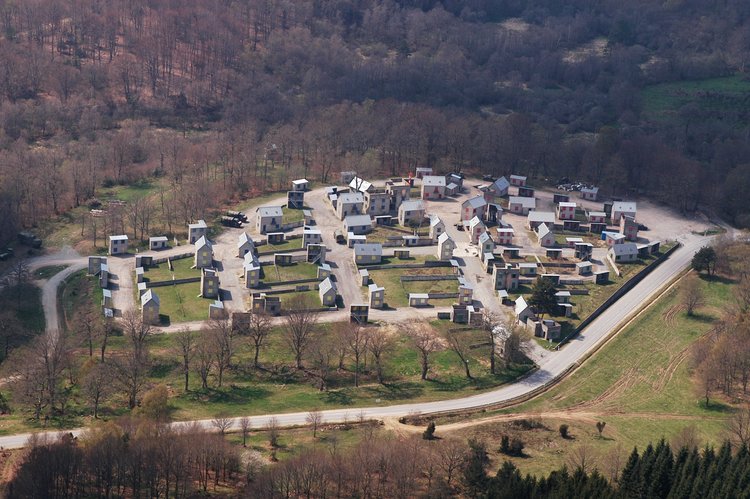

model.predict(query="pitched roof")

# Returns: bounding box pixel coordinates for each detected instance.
[469,216,486,229]
[492,176,510,192]
[430,215,444,227]
[581,186,599,194]
[463,195,487,210]
[349,177,372,192]
[354,243,382,257]
[537,223,552,239]
[528,211,555,223]
[256,206,283,218]
[479,231,493,244]
[319,277,336,295]
[422,175,446,187]
[612,201,637,214]
[400,200,424,213]
[610,242,638,256]
[338,192,364,204]
[141,289,159,307]
[438,232,454,245]
[509,196,536,209]
[195,235,212,250]
[515,296,529,316]
[238,232,254,248]
[344,214,372,227]
[368,283,384,292]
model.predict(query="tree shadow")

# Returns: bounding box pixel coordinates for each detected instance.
[323,390,354,405]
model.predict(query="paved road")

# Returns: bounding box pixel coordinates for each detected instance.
[0,233,708,449]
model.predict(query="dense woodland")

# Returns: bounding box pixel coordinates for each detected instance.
[1,0,750,246]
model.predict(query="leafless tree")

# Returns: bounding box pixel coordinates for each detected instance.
[174,327,195,392]
[728,404,750,448]
[267,416,280,448]
[75,306,99,358]
[240,309,272,369]
[309,332,337,391]
[283,296,320,369]
[445,328,473,379]
[83,361,113,418]
[405,323,441,381]
[122,309,152,360]
[99,316,114,362]
[195,334,215,389]
[567,443,598,474]
[306,409,323,438]
[367,327,393,384]
[210,317,234,387]
[344,322,368,387]
[212,413,233,435]
[682,274,705,316]
[437,438,465,489]
[240,416,251,447]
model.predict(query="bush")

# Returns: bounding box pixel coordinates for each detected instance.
[500,435,510,454]
[559,424,569,439]
[509,438,525,456]
[422,421,436,440]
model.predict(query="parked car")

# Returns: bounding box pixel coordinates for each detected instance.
[334,230,345,244]
[638,224,649,231]
[455,223,465,231]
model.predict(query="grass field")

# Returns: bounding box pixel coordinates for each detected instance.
[282,205,306,223]
[367,267,458,307]
[258,238,304,253]
[143,257,198,282]
[153,282,213,323]
[0,283,45,332]
[261,263,319,283]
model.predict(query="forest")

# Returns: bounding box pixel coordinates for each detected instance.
[1,0,750,248]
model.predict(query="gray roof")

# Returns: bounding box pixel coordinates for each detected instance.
[344,214,372,227]
[509,196,536,209]
[469,216,486,228]
[319,277,336,295]
[150,236,168,242]
[338,192,364,204]
[492,176,510,192]
[195,235,212,250]
[238,232,254,248]
[430,215,444,227]
[141,289,159,307]
[188,219,207,230]
[292,178,309,185]
[256,206,283,218]
[612,201,637,214]
[422,175,446,187]
[110,234,128,241]
[368,283,384,292]
[537,223,552,239]
[410,293,429,299]
[581,186,599,194]
[354,243,382,257]
[463,195,487,209]
[349,177,372,192]
[438,232,454,244]
[479,231,493,244]
[400,200,425,213]
[528,211,555,223]
[610,242,638,256]
[510,174,526,181]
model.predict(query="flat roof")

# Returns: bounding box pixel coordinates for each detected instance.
[109,234,128,241]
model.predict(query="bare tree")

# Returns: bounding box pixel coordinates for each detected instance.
[405,323,441,381]
[99,317,114,362]
[283,296,320,369]
[122,309,152,360]
[75,306,99,358]
[367,327,393,384]
[437,438,465,489]
[445,328,473,379]
[306,409,323,438]
[210,317,234,387]
[174,327,195,392]
[82,361,113,418]
[195,334,215,389]
[309,332,337,391]
[240,416,251,447]
[682,274,705,316]
[343,323,368,387]
[267,416,280,448]
[728,404,750,448]
[212,413,233,435]
[242,310,272,369]
[567,443,597,474]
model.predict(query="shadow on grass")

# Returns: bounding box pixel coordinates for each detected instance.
[685,312,717,323]
[700,400,733,413]
[698,274,735,285]
[323,390,354,405]
[181,385,273,405]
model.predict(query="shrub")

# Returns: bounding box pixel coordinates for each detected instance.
[500,435,510,454]
[509,438,525,456]
[422,421,436,440]
[559,424,569,439]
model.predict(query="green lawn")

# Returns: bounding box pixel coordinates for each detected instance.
[259,238,304,253]
[153,282,213,324]
[34,265,69,280]
[142,257,198,282]
[261,263,319,283]
[59,270,102,331]
[282,205,306,223]
[364,254,437,267]
[279,289,321,308]
[367,267,458,308]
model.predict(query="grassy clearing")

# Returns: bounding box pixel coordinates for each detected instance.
[0,283,45,332]
[367,267,458,308]
[282,205,305,223]
[365,254,437,267]
[60,271,102,331]
[261,263,319,283]
[259,238,304,253]
[142,257,198,282]
[153,282,213,324]
[279,289,321,308]
[367,225,428,243]
[33,265,69,280]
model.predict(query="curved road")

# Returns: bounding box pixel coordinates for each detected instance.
[0,233,709,448]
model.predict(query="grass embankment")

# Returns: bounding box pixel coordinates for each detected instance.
[433,274,735,478]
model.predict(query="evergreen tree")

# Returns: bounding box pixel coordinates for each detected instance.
[528,278,558,318]
[463,439,490,498]
[691,246,717,275]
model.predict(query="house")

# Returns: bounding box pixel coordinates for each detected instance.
[446,172,464,190]
[479,231,495,255]
[510,174,527,187]
[429,215,445,242]
[574,242,594,260]
[349,176,373,193]
[566,237,583,248]
[587,211,606,224]
[445,183,459,196]
[350,303,369,323]
[135,267,144,283]
[319,277,337,307]
[306,242,326,263]
[99,263,109,288]
[508,196,536,215]
[515,296,534,323]
[149,236,168,250]
[577,261,593,275]
[611,201,637,225]
[108,235,128,255]
[496,228,514,246]
[359,268,370,286]
[237,232,255,258]
[318,263,332,279]
[536,223,556,247]
[369,284,385,309]
[88,256,106,275]
[243,253,261,288]
[486,203,504,223]
[580,186,599,201]
[209,300,226,320]
[292,178,309,191]
[187,220,208,244]
[251,293,281,316]
[385,180,410,209]
[336,192,365,220]
[461,196,488,222]
[415,167,433,179]
[102,289,112,309]
[518,262,538,276]
[194,236,213,268]
[287,190,305,209]
[364,190,390,216]
[494,263,520,291]
[518,186,535,198]
[353,243,383,265]
[409,293,430,307]
[604,231,626,247]
[256,206,283,234]
[141,290,160,325]
[421,175,446,199]
[437,233,456,260]
[468,216,487,244]
[609,242,639,263]
[458,278,473,305]
[527,211,555,230]
[555,291,571,304]
[620,215,639,241]
[546,248,562,259]
[347,233,367,247]
[556,202,577,220]
[398,200,426,226]
[488,176,510,198]
[302,227,323,248]
[535,319,562,341]
[303,209,314,225]
[344,214,373,235]
[201,268,220,299]
[553,193,570,204]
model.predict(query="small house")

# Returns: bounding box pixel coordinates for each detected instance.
[536,223,556,248]
[344,214,373,235]
[556,202,577,220]
[510,174,527,187]
[580,186,599,201]
[209,300,226,320]
[415,167,433,179]
[518,186,535,198]
[496,228,514,246]
[479,231,495,254]
[555,291,571,304]
[141,289,160,325]
[319,277,337,307]
[108,235,128,255]
[336,192,365,220]
[318,263,332,279]
[188,220,208,244]
[587,211,606,224]
[508,196,536,215]
[577,261,593,275]
[515,296,534,324]
[609,242,638,263]
[251,293,281,316]
[553,193,570,204]
[359,269,370,286]
[566,237,584,248]
[303,227,323,248]
[501,247,521,259]
[611,201,637,225]
[445,182,459,196]
[595,270,610,284]
[458,278,473,305]
[237,232,255,258]
[354,243,383,265]
[429,215,445,242]
[149,236,168,250]
[369,284,385,309]
[194,236,213,268]
[135,266,144,283]
[409,293,430,307]
[244,253,261,288]
[102,289,113,309]
[468,216,487,244]
[256,206,283,234]
[461,196,487,222]
[437,233,456,260]
[201,268,220,299]
[350,304,369,323]
[536,319,562,341]
[398,200,426,226]
[604,231,626,247]
[446,172,464,190]
[488,177,510,198]
[546,248,563,259]
[519,262,538,276]
[307,244,326,264]
[385,180,411,209]
[421,175,446,200]
[287,190,305,209]
[100,263,109,288]
[494,263,520,291]
[620,215,639,241]
[527,211,556,230]
[303,209,314,225]
[347,234,367,247]
[292,179,309,191]
[590,223,607,234]
[575,242,594,260]
[364,190,390,216]
[137,282,147,296]
[88,256,106,275]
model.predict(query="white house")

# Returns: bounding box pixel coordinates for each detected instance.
[556,202,577,220]
[256,206,283,234]
[609,242,639,262]
[437,233,456,260]
[292,178,309,191]
[237,232,255,258]
[536,223,556,247]
[108,235,128,255]
[336,192,365,220]
[587,211,607,224]
[508,196,536,215]
[319,277,337,306]
[398,200,426,226]
[149,236,168,250]
[344,214,373,235]
[194,236,213,268]
[429,215,445,242]
[188,219,208,244]
[461,196,488,221]
[611,201,637,225]
[421,175,446,200]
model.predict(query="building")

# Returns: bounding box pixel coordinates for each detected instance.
[336,192,365,220]
[194,236,213,268]
[620,215,639,241]
[369,284,385,309]
[385,180,410,209]
[209,300,226,320]
[340,171,357,184]
[458,278,473,305]
[100,263,109,288]
[609,242,639,263]
[292,178,309,191]
[319,277,337,306]
[188,220,208,244]
[364,190,390,216]
[461,196,488,222]
[88,256,106,275]
[421,175,446,200]
[437,233,456,260]
[496,227,514,246]
[108,235,128,255]
[534,319,562,341]
[287,190,305,209]
[536,223,556,247]
[508,196,536,215]
[488,177,510,198]
[446,172,464,189]
[604,231,626,247]
[468,216,487,244]
[141,289,160,325]
[201,268,220,299]
[575,242,594,260]
[556,202,577,220]
[349,176,373,193]
[303,227,323,248]
[102,288,113,309]
[243,252,261,288]
[527,211,555,230]
[353,243,383,265]
[398,200,425,226]
[256,206,283,234]
[518,186,535,198]
[611,201,637,225]
[577,261,593,275]
[510,174,527,186]
[149,236,168,250]
[251,293,281,316]
[587,211,607,224]
[415,167,433,179]
[553,193,570,204]
[409,293,430,307]
[344,214,373,235]
[580,186,599,201]
[429,215,445,242]
[519,262,538,276]
[494,263,519,291]
[515,296,534,323]
[318,263,332,279]
[237,232,255,258]
[479,231,495,255]
[350,304,369,323]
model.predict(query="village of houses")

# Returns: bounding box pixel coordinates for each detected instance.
[88,168,668,343]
